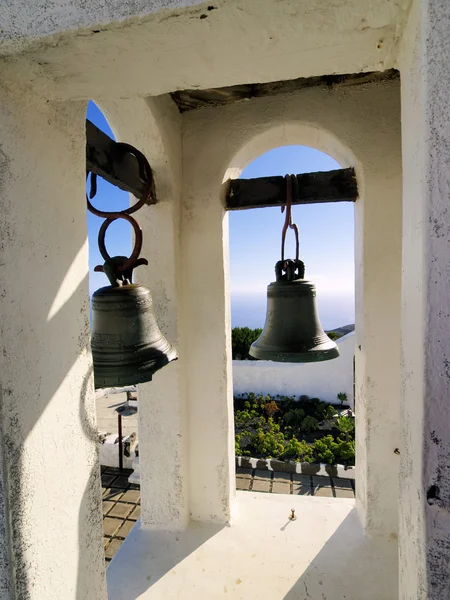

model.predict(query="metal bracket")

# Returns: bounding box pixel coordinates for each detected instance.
[86,119,156,204]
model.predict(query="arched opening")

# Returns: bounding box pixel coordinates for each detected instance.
[231,144,355,497]
[86,101,133,303]
[86,100,139,566]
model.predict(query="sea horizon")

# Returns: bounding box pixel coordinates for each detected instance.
[231,291,355,331]
[89,290,355,332]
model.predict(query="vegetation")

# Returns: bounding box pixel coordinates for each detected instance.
[335,415,355,441]
[337,392,348,407]
[234,392,355,465]
[231,327,262,360]
[326,331,342,341]
[231,327,345,359]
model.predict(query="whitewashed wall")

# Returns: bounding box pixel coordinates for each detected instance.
[232,333,354,407]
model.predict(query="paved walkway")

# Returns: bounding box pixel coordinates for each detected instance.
[101,466,355,564]
[235,467,355,497]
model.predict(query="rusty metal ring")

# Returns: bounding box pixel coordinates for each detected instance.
[87,191,148,219]
[98,213,143,272]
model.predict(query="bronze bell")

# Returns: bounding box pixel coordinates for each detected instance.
[250,259,339,363]
[91,281,177,389]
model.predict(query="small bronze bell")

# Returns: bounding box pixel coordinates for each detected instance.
[86,145,177,388]
[91,257,177,389]
[249,173,339,364]
[91,282,177,389]
[249,259,339,363]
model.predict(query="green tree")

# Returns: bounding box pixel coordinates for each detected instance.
[335,416,355,441]
[231,327,263,359]
[326,331,342,341]
[337,392,348,407]
[282,408,306,429]
[300,415,319,433]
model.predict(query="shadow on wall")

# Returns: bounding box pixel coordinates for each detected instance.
[2,263,105,598]
[77,366,107,599]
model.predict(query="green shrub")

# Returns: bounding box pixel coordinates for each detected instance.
[335,416,355,441]
[300,415,319,433]
[282,438,314,462]
[326,331,342,341]
[325,405,337,420]
[335,438,355,463]
[235,407,264,426]
[282,408,305,428]
[232,327,263,359]
[252,419,285,458]
[313,435,338,464]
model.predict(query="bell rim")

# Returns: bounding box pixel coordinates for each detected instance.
[93,353,178,389]
[249,345,340,363]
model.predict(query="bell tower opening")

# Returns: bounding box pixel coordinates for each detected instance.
[230,145,356,495]
[86,101,133,321]
[85,101,140,567]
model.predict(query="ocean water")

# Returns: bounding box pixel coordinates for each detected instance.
[231,291,355,331]
[89,291,355,332]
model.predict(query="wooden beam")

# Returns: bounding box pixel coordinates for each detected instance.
[225,168,357,210]
[171,69,399,112]
[86,119,156,203]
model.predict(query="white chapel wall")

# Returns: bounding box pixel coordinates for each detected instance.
[233,333,355,407]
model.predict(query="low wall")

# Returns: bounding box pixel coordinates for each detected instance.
[232,332,355,408]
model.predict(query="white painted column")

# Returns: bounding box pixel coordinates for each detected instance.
[399,1,450,597]
[181,129,235,524]
[100,96,189,530]
[0,89,106,599]
[354,106,403,538]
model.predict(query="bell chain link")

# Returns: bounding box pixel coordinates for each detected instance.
[277,174,304,282]
[86,144,155,287]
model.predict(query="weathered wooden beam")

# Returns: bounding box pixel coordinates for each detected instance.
[171,69,399,112]
[86,119,155,203]
[225,168,357,210]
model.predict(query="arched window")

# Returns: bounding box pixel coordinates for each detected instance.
[231,145,355,492]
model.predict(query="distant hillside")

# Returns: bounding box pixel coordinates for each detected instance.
[326,324,355,338]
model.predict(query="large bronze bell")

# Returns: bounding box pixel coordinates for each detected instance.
[250,174,339,363]
[250,259,339,363]
[91,282,177,389]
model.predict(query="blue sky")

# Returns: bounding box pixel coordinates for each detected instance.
[87,102,132,294]
[87,101,355,330]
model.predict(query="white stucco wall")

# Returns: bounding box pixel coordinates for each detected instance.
[98,96,189,530]
[233,333,354,407]
[0,87,106,599]
[0,0,410,101]
[183,79,402,541]
[398,1,450,597]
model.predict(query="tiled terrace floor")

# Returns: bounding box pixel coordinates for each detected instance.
[101,466,355,563]
[101,467,140,564]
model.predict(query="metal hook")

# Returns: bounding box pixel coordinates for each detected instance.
[281,174,300,263]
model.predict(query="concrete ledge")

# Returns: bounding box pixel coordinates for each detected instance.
[107,492,396,600]
[236,456,355,480]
